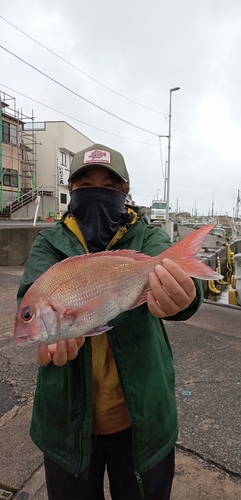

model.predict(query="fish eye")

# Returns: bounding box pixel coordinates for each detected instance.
[21,306,33,322]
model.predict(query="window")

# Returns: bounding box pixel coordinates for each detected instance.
[152,202,166,209]
[69,153,74,166]
[23,122,46,131]
[2,121,17,145]
[60,152,66,166]
[60,193,67,204]
[3,169,18,187]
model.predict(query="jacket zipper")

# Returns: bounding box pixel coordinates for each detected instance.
[91,334,104,434]
[74,347,87,477]
[107,329,145,499]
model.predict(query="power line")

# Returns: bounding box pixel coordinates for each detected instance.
[0,83,159,146]
[0,15,167,116]
[0,45,159,137]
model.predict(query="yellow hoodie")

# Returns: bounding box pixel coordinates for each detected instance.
[64,210,139,434]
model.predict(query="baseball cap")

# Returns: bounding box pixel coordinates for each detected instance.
[68,143,130,183]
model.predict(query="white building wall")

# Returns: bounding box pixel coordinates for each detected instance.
[35,122,93,214]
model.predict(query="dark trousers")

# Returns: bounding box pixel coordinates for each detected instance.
[44,428,175,500]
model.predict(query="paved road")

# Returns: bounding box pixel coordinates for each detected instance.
[166,303,241,475]
[0,266,240,499]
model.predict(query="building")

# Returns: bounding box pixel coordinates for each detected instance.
[30,120,93,214]
[0,90,94,220]
[0,91,37,214]
[1,90,134,220]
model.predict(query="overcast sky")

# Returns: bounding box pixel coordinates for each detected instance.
[1,0,241,217]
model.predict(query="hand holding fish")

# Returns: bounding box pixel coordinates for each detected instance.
[147,258,196,318]
[36,337,85,366]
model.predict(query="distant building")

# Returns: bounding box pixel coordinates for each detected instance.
[126,193,135,206]
[1,91,139,220]
[30,121,93,213]
[0,91,94,219]
[0,91,37,209]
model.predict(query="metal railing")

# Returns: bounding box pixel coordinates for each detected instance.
[8,185,56,214]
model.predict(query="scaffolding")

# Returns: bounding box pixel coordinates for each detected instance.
[0,90,37,211]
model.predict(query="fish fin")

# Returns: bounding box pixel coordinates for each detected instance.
[83,324,113,337]
[48,294,113,322]
[181,224,217,257]
[160,224,223,280]
[162,224,216,261]
[50,249,152,265]
[47,298,67,316]
[98,249,152,261]
[63,297,110,320]
[172,257,223,280]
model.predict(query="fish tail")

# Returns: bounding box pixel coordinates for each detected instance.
[160,224,223,280]
[170,256,223,280]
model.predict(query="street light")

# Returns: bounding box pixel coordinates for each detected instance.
[166,87,180,221]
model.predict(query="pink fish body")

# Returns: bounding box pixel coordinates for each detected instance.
[14,224,222,346]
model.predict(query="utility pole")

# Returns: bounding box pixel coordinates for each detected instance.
[164,160,168,200]
[0,100,3,212]
[166,87,180,222]
[159,87,180,241]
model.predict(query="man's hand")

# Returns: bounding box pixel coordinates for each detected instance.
[147,258,196,318]
[36,337,85,366]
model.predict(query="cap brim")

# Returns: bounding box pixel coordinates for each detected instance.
[68,164,128,183]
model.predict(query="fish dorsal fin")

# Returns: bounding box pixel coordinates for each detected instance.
[99,249,152,261]
[50,250,152,267]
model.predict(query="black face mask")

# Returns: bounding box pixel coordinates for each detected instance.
[69,187,128,252]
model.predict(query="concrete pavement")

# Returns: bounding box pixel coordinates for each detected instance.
[0,266,241,499]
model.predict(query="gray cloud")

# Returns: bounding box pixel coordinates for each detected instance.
[1,0,241,216]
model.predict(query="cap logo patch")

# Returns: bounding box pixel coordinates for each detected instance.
[83,149,112,165]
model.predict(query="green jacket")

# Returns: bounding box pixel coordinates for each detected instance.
[17,212,203,479]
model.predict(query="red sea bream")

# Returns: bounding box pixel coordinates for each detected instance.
[14,224,222,346]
